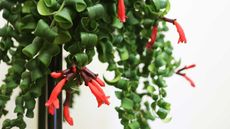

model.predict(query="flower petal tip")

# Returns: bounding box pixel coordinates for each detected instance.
[67,119,74,126]
[98,103,103,108]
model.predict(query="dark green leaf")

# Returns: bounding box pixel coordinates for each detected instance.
[157,108,169,119]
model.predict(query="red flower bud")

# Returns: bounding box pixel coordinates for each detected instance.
[118,0,127,23]
[146,25,158,49]
[173,20,187,43]
[71,65,77,73]
[50,72,62,78]
[63,91,74,126]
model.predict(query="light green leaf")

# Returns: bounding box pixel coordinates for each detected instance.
[146,85,155,93]
[157,108,169,119]
[118,46,129,61]
[154,0,168,10]
[112,18,123,29]
[128,121,140,129]
[54,7,73,29]
[121,98,134,110]
[81,32,98,47]
[74,53,89,67]
[37,0,57,16]
[75,0,87,12]
[44,0,57,7]
[162,0,171,16]
[143,111,156,120]
[103,71,121,85]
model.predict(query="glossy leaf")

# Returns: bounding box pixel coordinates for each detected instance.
[54,8,73,29]
[157,108,169,119]
[74,53,88,67]
[87,4,105,19]
[37,43,60,67]
[81,32,98,47]
[37,0,57,16]
[34,19,58,40]
[22,37,43,58]
[118,46,129,61]
[44,0,57,7]
[53,29,71,44]
[66,0,87,12]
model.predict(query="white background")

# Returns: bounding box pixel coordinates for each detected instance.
[1,0,230,129]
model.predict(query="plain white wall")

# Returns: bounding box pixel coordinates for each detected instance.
[1,0,230,129]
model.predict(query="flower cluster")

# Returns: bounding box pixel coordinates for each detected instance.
[45,65,109,126]
[176,64,196,87]
[80,67,110,107]
[116,0,187,48]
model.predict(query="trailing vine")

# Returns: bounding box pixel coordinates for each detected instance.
[0,0,195,129]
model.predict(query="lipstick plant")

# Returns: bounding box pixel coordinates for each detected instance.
[0,0,195,129]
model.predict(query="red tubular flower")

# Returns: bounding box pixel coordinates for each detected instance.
[95,77,105,87]
[88,81,110,107]
[50,72,62,78]
[179,74,195,87]
[80,67,110,107]
[176,64,196,87]
[63,91,74,126]
[45,78,67,114]
[82,67,105,87]
[91,80,106,96]
[48,98,59,115]
[48,104,55,115]
[146,25,158,49]
[118,0,127,23]
[173,20,187,43]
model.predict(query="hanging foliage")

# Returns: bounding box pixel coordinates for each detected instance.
[0,0,195,129]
